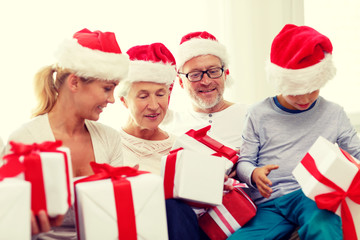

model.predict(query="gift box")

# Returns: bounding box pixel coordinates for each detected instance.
[75,163,168,240]
[3,141,74,217]
[172,125,238,174]
[198,181,256,240]
[292,136,360,240]
[0,178,31,240]
[161,148,226,206]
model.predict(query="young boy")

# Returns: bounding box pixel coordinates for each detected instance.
[230,24,360,240]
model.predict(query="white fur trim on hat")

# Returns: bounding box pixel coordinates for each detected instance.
[117,60,176,97]
[266,53,336,95]
[54,39,129,81]
[177,38,229,70]
[127,60,176,85]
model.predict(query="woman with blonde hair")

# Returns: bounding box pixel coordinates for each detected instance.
[3,28,129,239]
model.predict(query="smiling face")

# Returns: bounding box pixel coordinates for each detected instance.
[75,79,118,121]
[277,90,320,111]
[121,81,169,132]
[179,55,226,113]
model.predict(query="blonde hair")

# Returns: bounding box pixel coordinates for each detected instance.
[32,66,93,117]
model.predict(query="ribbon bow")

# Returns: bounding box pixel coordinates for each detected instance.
[0,141,63,180]
[2,140,72,216]
[75,163,149,240]
[9,140,62,155]
[186,126,238,163]
[302,149,360,240]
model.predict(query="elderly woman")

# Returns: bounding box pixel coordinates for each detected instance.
[118,43,177,175]
[3,28,129,239]
[118,43,203,240]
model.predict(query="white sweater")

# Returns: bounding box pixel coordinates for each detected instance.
[3,114,123,167]
[119,128,176,175]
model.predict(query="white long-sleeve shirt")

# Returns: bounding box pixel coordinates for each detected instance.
[161,103,248,149]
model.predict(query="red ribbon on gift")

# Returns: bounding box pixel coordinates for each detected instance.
[301,149,360,240]
[163,148,183,199]
[186,125,238,164]
[0,153,25,181]
[2,140,72,215]
[163,147,215,208]
[199,186,257,240]
[74,162,149,240]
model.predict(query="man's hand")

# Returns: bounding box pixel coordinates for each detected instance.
[251,164,279,198]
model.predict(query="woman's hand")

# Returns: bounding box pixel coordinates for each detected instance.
[31,210,64,235]
[251,164,279,198]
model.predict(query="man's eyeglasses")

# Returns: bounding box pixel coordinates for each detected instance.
[178,67,224,82]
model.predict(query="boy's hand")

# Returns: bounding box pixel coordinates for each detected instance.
[251,164,279,198]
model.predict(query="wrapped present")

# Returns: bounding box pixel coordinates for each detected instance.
[172,125,238,174]
[292,136,360,240]
[198,180,256,240]
[0,175,31,240]
[75,163,168,240]
[161,148,226,206]
[3,141,73,217]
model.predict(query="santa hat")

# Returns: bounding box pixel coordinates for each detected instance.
[54,28,129,81]
[125,42,176,85]
[176,31,229,71]
[267,24,336,95]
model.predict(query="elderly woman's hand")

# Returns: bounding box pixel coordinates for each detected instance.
[31,210,64,235]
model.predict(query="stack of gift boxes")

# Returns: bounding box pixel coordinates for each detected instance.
[9,129,360,239]
[0,141,73,240]
[0,126,257,240]
[0,141,169,240]
[161,126,257,239]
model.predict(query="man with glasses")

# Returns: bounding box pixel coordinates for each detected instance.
[162,31,248,151]
[163,31,301,240]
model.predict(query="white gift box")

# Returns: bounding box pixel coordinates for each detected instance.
[172,126,238,175]
[3,142,75,218]
[24,146,74,217]
[0,178,31,240]
[161,148,226,206]
[75,173,168,240]
[293,136,360,239]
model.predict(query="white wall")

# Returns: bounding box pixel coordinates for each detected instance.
[304,0,360,130]
[1,0,359,143]
[0,0,223,142]
[223,0,304,105]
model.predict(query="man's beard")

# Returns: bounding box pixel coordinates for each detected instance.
[190,90,223,110]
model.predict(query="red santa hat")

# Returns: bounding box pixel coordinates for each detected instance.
[54,28,129,81]
[267,24,336,95]
[126,43,176,85]
[176,31,229,71]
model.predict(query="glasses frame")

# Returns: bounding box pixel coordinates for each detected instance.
[178,66,225,82]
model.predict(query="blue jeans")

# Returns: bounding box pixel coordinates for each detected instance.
[165,199,202,240]
[227,189,343,240]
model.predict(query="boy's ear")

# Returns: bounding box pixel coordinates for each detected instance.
[67,74,80,91]
[120,96,128,108]
[178,75,184,89]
